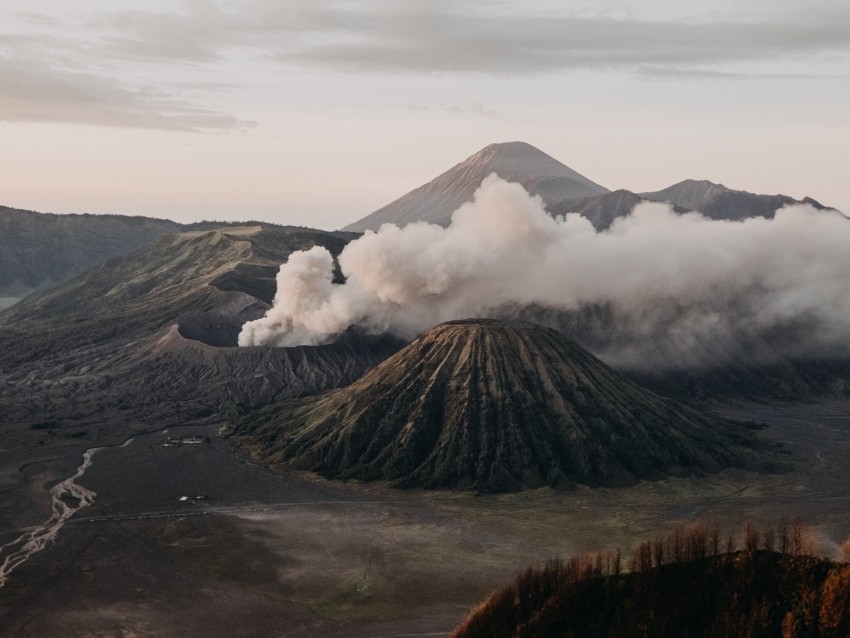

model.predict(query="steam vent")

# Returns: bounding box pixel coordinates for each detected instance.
[234,319,760,492]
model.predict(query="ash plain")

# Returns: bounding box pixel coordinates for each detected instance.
[1,401,849,637]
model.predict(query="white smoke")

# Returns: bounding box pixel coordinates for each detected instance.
[238,174,850,367]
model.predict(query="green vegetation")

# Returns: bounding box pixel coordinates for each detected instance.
[452,522,850,638]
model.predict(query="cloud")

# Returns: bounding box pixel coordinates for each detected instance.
[94,3,234,65]
[409,102,500,118]
[87,1,850,76]
[12,11,62,27]
[470,103,499,118]
[238,175,850,373]
[0,54,254,132]
[3,1,846,130]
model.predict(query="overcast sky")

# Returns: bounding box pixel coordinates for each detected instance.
[1,0,848,228]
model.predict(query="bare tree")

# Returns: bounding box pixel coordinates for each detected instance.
[779,519,790,555]
[745,522,760,552]
[710,526,721,556]
[727,533,737,555]
[763,527,776,552]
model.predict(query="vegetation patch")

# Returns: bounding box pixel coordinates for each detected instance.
[453,522,850,638]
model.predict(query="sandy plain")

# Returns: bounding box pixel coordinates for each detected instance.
[0,400,848,636]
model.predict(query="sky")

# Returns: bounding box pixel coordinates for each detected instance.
[1,0,848,229]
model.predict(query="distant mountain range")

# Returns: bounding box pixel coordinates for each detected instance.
[0,205,355,298]
[0,207,179,298]
[1,142,839,300]
[345,141,837,231]
[641,179,832,223]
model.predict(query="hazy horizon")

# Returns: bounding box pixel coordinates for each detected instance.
[2,0,848,229]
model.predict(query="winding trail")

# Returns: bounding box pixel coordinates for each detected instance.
[0,437,133,589]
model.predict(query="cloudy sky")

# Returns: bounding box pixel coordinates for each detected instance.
[1,0,848,228]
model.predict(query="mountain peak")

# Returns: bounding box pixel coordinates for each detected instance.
[641,179,731,211]
[477,140,536,152]
[473,140,555,159]
[343,142,608,231]
[674,178,728,189]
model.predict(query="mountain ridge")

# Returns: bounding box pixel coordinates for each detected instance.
[0,224,400,433]
[342,143,840,232]
[640,178,834,221]
[0,204,358,301]
[0,205,180,298]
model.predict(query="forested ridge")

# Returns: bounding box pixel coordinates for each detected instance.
[452,523,850,638]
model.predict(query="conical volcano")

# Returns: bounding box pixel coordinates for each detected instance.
[234,320,758,492]
[343,141,608,231]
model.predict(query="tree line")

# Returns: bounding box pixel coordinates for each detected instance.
[452,520,850,638]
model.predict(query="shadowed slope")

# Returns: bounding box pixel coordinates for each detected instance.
[0,226,399,431]
[452,549,850,638]
[234,320,761,492]
[508,303,850,401]
[0,203,359,302]
[641,179,837,221]
[547,189,689,230]
[0,205,180,298]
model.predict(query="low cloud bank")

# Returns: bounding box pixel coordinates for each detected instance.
[239,174,850,368]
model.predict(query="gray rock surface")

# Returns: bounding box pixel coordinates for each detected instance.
[0,225,399,433]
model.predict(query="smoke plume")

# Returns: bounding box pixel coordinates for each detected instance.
[238,174,850,369]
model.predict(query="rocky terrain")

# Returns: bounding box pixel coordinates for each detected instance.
[0,178,847,636]
[3,142,847,437]
[0,225,399,435]
[232,319,768,492]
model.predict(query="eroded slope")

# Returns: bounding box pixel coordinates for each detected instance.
[234,320,764,491]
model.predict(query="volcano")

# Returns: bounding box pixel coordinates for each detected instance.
[0,225,399,432]
[342,143,839,234]
[343,141,609,231]
[234,319,760,492]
